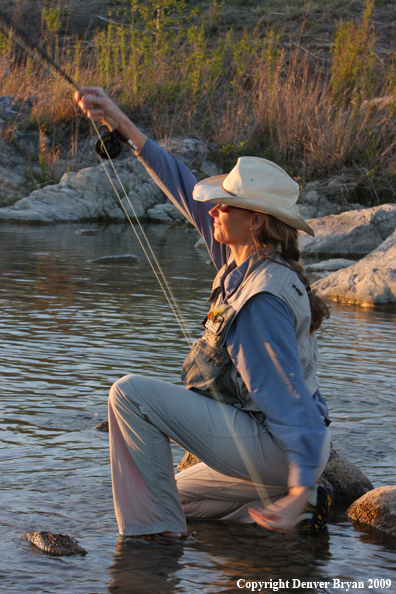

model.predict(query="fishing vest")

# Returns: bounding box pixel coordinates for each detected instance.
[181,253,319,421]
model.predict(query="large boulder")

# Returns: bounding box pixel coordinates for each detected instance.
[313,229,396,307]
[299,204,396,258]
[319,448,374,505]
[0,136,208,224]
[348,486,396,538]
[0,157,166,224]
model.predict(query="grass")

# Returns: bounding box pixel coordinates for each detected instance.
[0,0,395,206]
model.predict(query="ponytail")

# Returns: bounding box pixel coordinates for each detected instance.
[251,213,330,333]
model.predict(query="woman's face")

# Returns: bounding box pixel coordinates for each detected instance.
[208,204,257,249]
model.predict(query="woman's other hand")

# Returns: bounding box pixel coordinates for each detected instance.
[249,486,312,534]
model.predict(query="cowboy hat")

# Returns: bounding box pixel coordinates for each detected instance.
[193,156,314,236]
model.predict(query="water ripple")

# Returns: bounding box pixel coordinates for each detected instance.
[1,223,395,593]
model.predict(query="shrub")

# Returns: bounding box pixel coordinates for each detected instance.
[330,0,376,108]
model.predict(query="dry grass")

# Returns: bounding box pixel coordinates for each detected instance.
[0,0,395,205]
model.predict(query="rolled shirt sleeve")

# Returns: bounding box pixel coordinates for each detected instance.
[226,292,328,487]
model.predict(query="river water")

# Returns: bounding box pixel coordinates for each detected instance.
[0,222,395,594]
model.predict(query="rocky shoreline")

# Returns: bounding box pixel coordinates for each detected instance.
[1,95,395,308]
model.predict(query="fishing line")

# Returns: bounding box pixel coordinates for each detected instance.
[0,11,271,509]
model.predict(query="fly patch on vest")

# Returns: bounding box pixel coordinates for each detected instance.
[181,303,237,390]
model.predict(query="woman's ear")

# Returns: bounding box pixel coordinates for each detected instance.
[251,212,266,232]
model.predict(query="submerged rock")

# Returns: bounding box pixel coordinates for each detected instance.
[23,531,87,556]
[348,486,396,538]
[95,420,109,431]
[75,229,101,236]
[88,254,139,265]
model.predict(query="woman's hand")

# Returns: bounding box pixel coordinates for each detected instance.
[249,486,312,534]
[74,86,147,151]
[74,86,121,130]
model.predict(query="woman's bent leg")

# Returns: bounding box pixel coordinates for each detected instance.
[176,428,331,524]
[109,375,188,536]
[108,373,308,535]
[176,463,285,523]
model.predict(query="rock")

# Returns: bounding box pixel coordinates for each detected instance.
[0,96,31,123]
[298,204,318,219]
[146,206,173,223]
[146,201,185,223]
[158,137,207,166]
[319,177,358,199]
[304,190,321,205]
[75,229,101,235]
[377,228,396,251]
[88,254,139,265]
[200,161,222,177]
[194,237,207,249]
[23,531,87,556]
[319,448,374,505]
[162,201,186,221]
[299,204,396,258]
[313,230,396,307]
[348,486,396,538]
[177,446,373,506]
[298,191,335,220]
[121,192,146,219]
[177,451,201,472]
[0,133,212,223]
[94,420,109,431]
[305,258,357,273]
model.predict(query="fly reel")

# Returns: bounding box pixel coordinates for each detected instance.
[95,130,123,159]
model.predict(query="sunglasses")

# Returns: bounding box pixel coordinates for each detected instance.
[218,204,231,212]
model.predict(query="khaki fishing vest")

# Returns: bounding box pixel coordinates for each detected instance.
[181,253,319,420]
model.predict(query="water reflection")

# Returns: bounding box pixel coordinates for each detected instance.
[109,523,333,594]
[1,222,396,593]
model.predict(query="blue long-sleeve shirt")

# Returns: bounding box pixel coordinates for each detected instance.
[138,138,329,486]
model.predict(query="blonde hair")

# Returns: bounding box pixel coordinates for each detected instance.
[251,213,330,333]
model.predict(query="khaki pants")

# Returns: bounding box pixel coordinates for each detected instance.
[108,374,330,536]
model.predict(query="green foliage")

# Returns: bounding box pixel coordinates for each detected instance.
[218,140,258,170]
[0,30,12,59]
[43,5,62,62]
[330,0,376,107]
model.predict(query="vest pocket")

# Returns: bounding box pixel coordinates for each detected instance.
[181,339,231,390]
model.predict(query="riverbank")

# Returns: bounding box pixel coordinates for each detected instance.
[1,0,396,209]
[1,121,396,307]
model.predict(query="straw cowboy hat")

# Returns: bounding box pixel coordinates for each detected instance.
[193,156,314,236]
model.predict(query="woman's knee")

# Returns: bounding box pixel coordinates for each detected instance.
[109,374,138,409]
[108,373,152,411]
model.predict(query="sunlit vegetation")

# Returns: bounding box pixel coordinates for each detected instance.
[0,0,395,203]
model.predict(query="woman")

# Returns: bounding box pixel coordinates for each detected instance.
[76,88,331,539]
